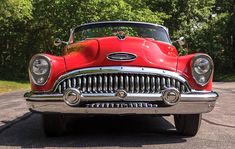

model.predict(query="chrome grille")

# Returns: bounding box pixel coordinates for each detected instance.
[55,73,190,94]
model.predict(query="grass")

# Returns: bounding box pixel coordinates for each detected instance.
[214,73,235,82]
[0,80,30,93]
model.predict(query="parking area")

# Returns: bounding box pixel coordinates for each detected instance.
[0,82,234,149]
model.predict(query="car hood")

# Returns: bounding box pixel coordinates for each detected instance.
[63,36,178,72]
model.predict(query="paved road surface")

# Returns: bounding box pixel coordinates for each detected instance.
[0,82,234,149]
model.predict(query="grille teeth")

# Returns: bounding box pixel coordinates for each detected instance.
[85,102,158,108]
[55,73,189,94]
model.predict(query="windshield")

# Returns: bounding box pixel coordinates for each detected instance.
[70,22,171,43]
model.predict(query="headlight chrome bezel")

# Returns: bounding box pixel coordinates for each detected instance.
[29,54,51,86]
[192,54,214,86]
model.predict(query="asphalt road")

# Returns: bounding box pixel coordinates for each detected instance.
[0,82,234,149]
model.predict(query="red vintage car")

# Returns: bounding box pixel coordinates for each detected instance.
[24,21,218,137]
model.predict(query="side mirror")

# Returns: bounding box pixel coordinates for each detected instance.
[173,37,188,56]
[176,37,186,46]
[54,38,68,47]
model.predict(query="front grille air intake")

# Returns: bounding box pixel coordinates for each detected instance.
[54,73,189,94]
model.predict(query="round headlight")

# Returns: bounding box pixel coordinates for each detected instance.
[192,55,213,86]
[193,58,210,74]
[29,55,51,86]
[32,58,50,75]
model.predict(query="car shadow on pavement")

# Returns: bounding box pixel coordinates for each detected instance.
[0,113,32,133]
[0,113,188,148]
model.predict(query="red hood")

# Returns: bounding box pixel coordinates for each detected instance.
[63,36,178,72]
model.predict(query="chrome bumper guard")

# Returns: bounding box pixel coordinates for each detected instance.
[25,91,218,114]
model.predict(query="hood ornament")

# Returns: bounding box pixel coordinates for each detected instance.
[107,52,137,61]
[115,31,126,40]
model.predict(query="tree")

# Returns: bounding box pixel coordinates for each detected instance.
[0,0,234,80]
[0,0,33,80]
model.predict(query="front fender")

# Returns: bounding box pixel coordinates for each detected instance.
[30,54,66,92]
[177,53,213,91]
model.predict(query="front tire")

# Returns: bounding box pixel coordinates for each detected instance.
[42,114,67,137]
[174,114,202,136]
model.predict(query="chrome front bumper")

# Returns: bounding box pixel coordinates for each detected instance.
[25,91,218,115]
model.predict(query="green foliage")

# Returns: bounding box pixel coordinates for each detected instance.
[147,0,234,74]
[0,0,32,25]
[0,0,33,80]
[28,0,169,54]
[0,0,234,80]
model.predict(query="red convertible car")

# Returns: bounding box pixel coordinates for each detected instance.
[24,21,218,137]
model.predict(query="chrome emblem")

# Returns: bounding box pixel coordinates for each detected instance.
[107,52,137,61]
[115,90,127,99]
[116,31,126,40]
